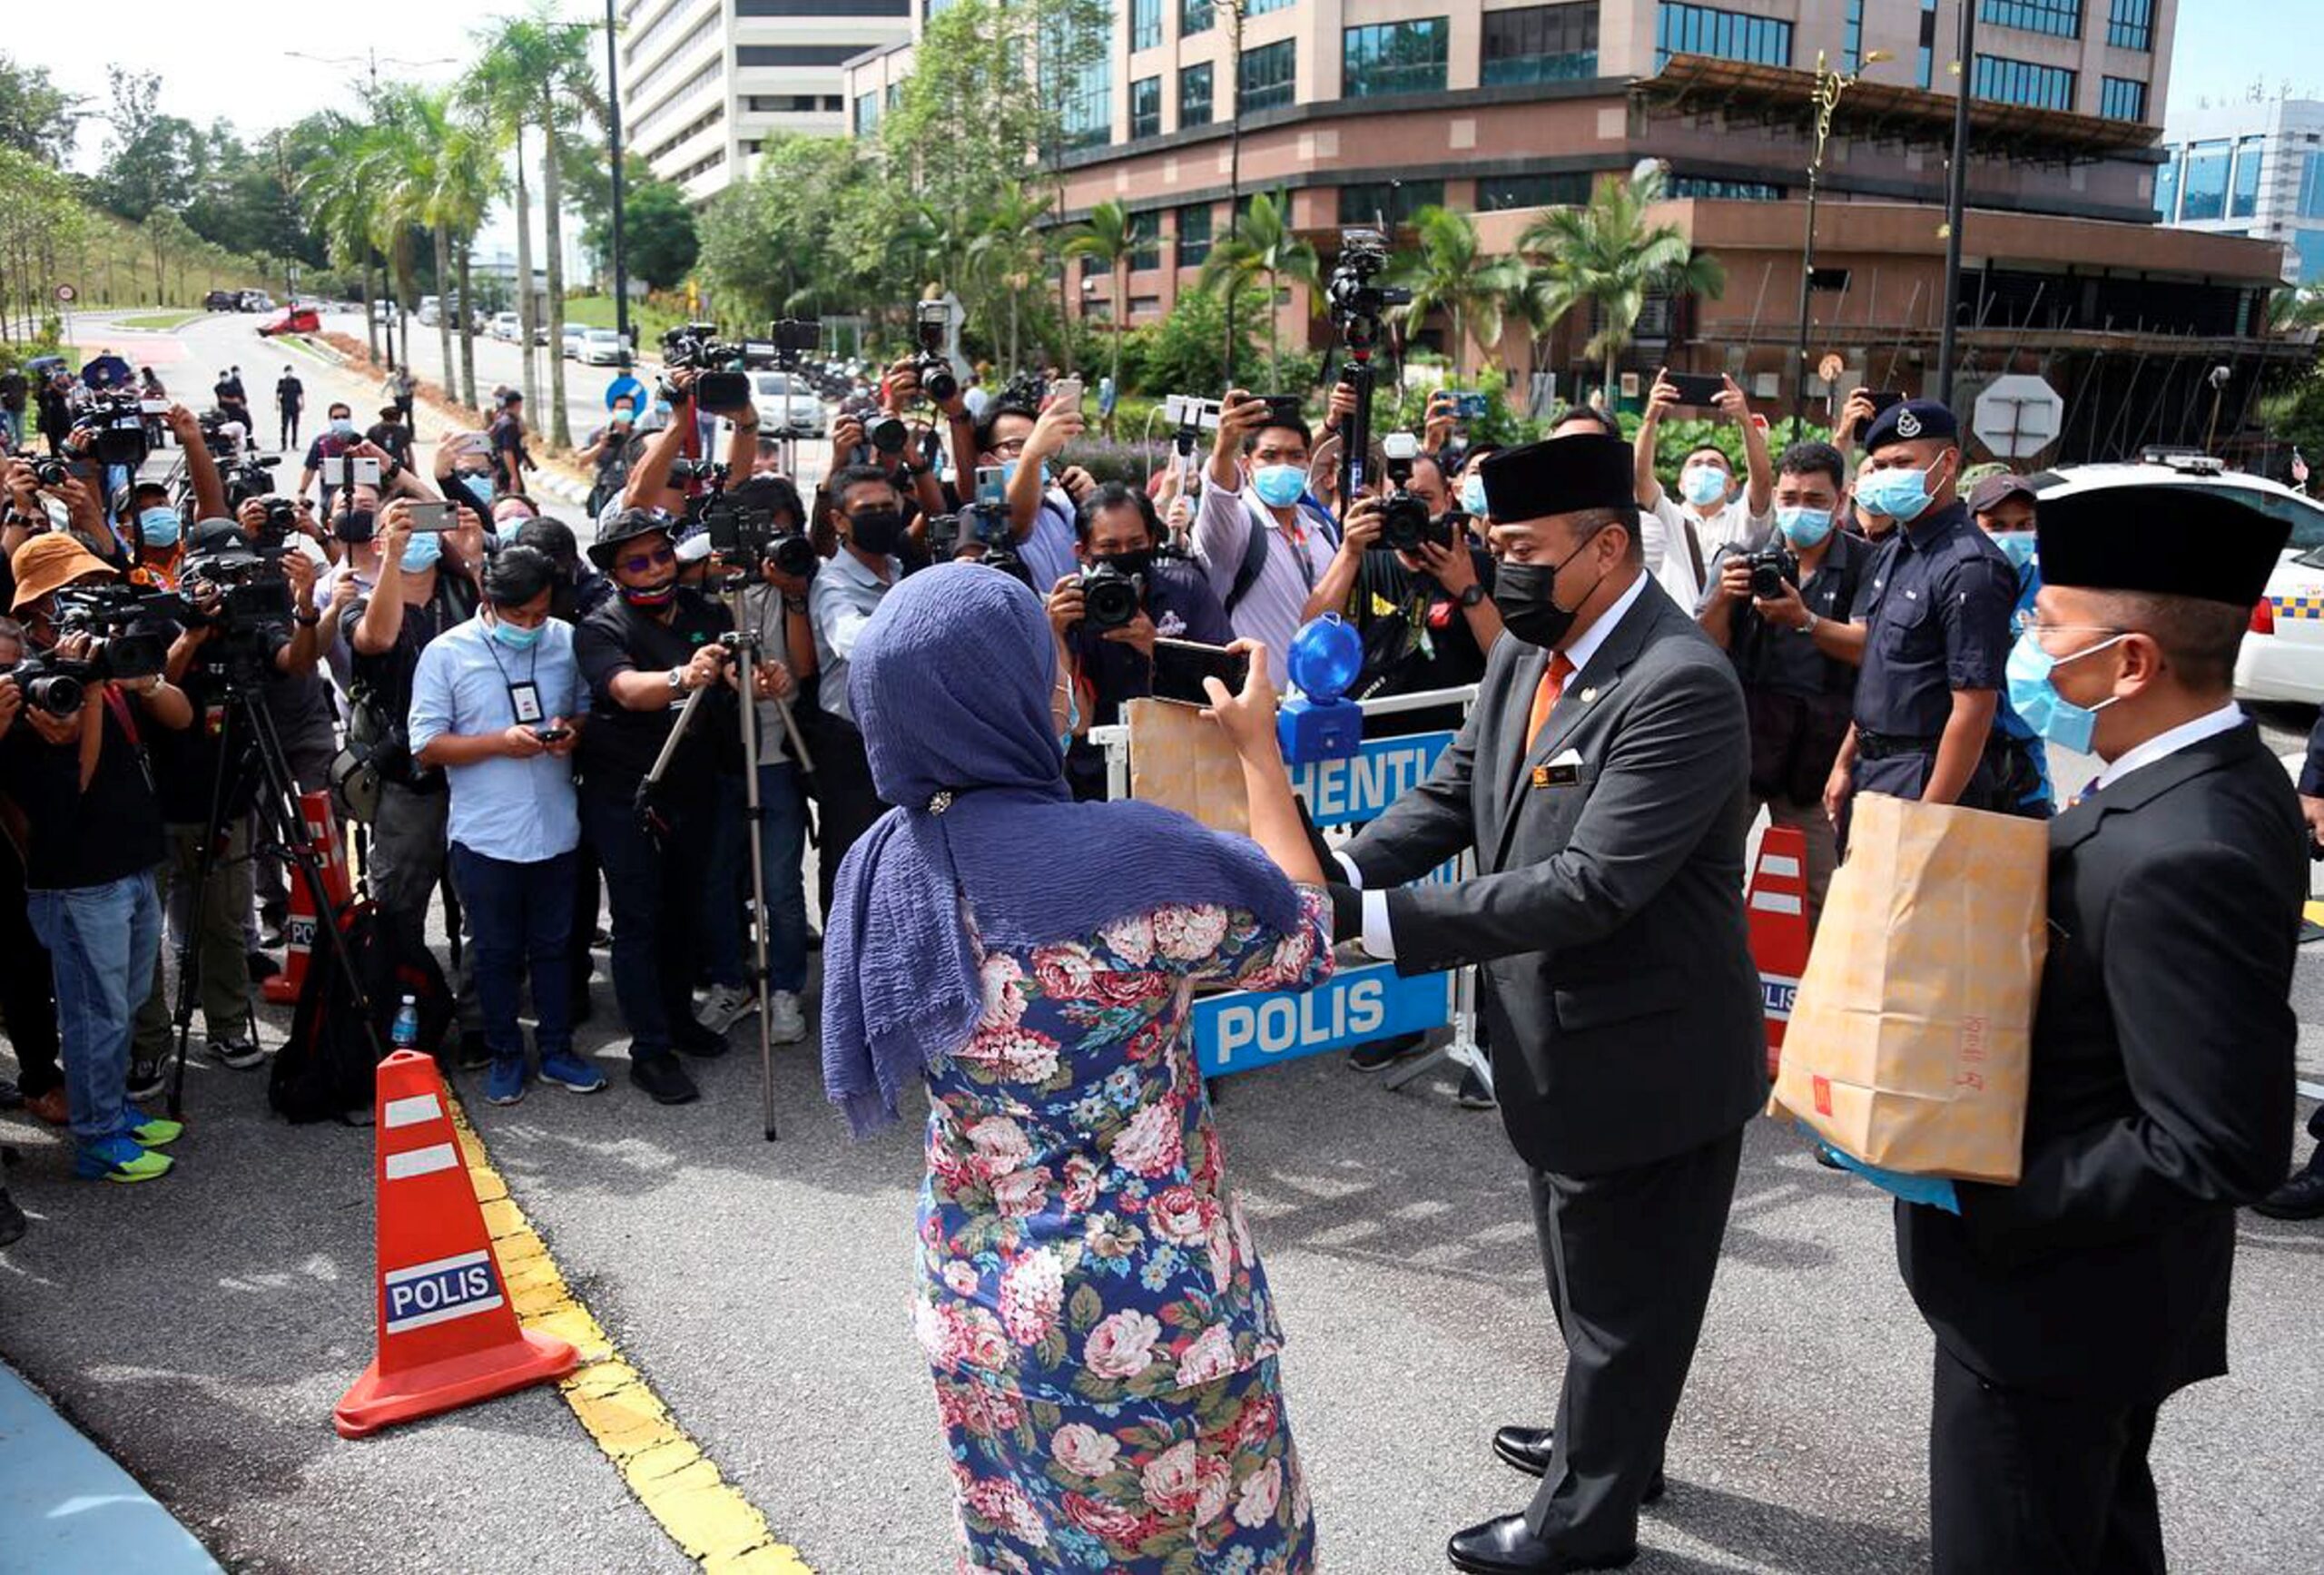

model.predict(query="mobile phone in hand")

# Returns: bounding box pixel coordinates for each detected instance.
[534,725,572,743]
[1153,639,1251,706]
[1663,372,1726,409]
[1848,390,1904,443]
[405,500,453,533]
[1049,376,1084,410]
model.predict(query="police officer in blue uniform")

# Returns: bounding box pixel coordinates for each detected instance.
[1823,399,2016,829]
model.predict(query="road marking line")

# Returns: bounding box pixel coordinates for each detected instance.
[441,1093,812,1573]
[2299,1079,2324,1101]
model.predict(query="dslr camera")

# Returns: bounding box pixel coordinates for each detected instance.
[660,321,775,414]
[1325,228,1410,353]
[1378,431,1449,554]
[698,474,819,580]
[913,301,959,405]
[1078,557,1144,632]
[1746,546,1799,603]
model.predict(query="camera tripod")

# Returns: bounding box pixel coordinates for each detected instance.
[165,654,385,1119]
[634,576,816,1143]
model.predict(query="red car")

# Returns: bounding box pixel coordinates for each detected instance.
[257,306,321,337]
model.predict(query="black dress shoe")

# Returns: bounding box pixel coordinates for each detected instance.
[1447,1514,1635,1574]
[1348,1032,1426,1073]
[628,1053,700,1106]
[1491,1426,1665,1505]
[2253,1163,2324,1220]
[674,1021,731,1059]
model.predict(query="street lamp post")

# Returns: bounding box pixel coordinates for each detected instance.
[1935,0,1980,405]
[604,0,632,356]
[1791,48,1888,442]
[1218,0,1246,385]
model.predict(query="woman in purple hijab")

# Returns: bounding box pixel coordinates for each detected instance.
[824,564,1334,1571]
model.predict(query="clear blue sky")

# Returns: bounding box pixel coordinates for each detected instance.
[2167,0,2320,113]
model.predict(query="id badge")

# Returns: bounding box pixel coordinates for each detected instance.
[508,681,543,724]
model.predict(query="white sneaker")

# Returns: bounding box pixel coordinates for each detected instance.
[768,989,807,1045]
[695,983,755,1034]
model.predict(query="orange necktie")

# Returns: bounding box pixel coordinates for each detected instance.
[1526,653,1576,747]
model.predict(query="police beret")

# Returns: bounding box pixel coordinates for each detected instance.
[1480,433,1634,522]
[2034,484,2289,607]
[1863,398,1959,452]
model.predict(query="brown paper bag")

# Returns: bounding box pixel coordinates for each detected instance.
[1126,698,1250,836]
[1771,792,2048,1183]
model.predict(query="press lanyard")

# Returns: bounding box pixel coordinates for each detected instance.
[479,620,544,725]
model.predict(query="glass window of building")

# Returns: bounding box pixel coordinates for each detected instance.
[1132,0,1162,51]
[1246,0,1295,13]
[1179,62,1214,127]
[1655,2,1794,71]
[1478,172,1595,210]
[853,92,881,137]
[2106,0,2152,50]
[1971,54,2076,110]
[1060,54,1112,150]
[2301,153,2324,220]
[1843,0,1865,72]
[1668,174,1786,200]
[1344,18,1451,98]
[1239,39,1296,113]
[1337,180,1445,228]
[2180,141,2230,221]
[1130,75,1162,139]
[1128,211,1161,271]
[2152,146,2180,220]
[1181,0,1213,36]
[1917,0,1938,88]
[1177,203,1213,268]
[2099,75,2146,122]
[2230,136,2265,219]
[1979,0,2082,40]
[1482,4,1600,86]
[2293,230,2324,285]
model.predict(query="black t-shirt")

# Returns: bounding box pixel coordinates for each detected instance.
[150,626,297,824]
[277,375,304,409]
[574,589,735,803]
[366,421,413,464]
[0,371,25,411]
[350,571,479,747]
[489,413,531,477]
[1712,527,1878,701]
[0,688,169,889]
[1350,546,1499,701]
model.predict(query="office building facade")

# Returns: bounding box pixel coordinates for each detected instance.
[622,0,915,204]
[2158,94,2324,285]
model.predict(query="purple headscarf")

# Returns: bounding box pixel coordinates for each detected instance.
[821,564,1303,1136]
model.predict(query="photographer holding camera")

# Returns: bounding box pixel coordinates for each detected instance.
[1,534,193,1183]
[575,507,785,1103]
[0,615,64,1128]
[1045,481,1231,800]
[623,369,762,518]
[1696,441,1872,924]
[982,397,1098,594]
[123,518,327,1090]
[1194,390,1343,675]
[409,545,606,1106]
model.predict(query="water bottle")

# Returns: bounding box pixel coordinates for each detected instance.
[391,994,420,1053]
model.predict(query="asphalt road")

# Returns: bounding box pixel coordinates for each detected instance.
[1,311,2319,1572]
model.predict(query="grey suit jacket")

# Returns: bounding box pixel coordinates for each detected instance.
[1344,577,1768,1176]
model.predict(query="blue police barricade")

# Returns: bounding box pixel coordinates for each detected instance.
[1088,685,1487,1086]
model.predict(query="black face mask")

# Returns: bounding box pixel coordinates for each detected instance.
[1492,527,1609,651]
[848,507,906,556]
[1096,547,1157,581]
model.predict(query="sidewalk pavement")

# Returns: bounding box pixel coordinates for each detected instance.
[0,1360,219,1574]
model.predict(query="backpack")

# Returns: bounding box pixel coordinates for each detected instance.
[271,899,454,1123]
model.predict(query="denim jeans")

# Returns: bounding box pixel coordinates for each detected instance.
[449,844,577,1065]
[25,871,162,1145]
[712,765,809,994]
[580,790,716,1057]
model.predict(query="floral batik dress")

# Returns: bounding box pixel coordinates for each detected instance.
[917,883,1334,1574]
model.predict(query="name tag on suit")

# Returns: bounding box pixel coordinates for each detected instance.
[1532,748,1587,791]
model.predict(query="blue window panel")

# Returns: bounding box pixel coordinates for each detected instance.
[1655,2,1793,71]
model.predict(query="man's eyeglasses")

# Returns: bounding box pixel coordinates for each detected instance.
[988,438,1028,458]
[617,544,676,576]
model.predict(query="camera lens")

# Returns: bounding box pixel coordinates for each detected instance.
[1380,492,1432,553]
[1081,565,1140,631]
[24,672,84,716]
[870,417,907,453]
[772,534,819,578]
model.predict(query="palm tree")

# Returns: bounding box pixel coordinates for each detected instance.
[964,184,1055,380]
[465,30,542,420]
[301,124,383,360]
[1196,192,1320,389]
[1519,164,1727,404]
[1387,206,1526,383]
[1061,200,1132,432]
[434,117,501,411]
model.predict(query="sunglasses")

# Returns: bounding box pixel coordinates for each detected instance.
[617,544,676,576]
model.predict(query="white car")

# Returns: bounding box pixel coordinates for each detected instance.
[2027,452,2324,704]
[748,371,823,438]
[579,329,626,367]
[488,312,521,342]
[561,325,588,359]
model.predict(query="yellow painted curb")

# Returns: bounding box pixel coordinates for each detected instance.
[2306,900,2324,929]
[443,1096,814,1572]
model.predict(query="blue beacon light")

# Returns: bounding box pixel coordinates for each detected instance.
[1277,613,1364,765]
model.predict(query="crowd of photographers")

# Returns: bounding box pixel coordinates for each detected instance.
[0,300,2083,1222]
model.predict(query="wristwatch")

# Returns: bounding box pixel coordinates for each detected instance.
[666,665,686,694]
[294,610,321,627]
[1457,584,1486,610]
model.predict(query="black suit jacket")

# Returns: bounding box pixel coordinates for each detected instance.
[1343,578,1768,1176]
[1897,722,2301,1403]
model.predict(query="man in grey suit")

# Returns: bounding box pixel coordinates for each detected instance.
[1327,433,1767,1573]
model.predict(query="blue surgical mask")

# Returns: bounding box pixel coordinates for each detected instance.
[2004,628,2126,753]
[1000,458,1049,492]
[399,532,442,574]
[488,615,543,651]
[1680,465,1729,507]
[1993,532,2037,574]
[1775,506,1833,549]
[1460,475,1489,517]
[137,507,181,548]
[1253,464,1307,509]
[1855,456,1951,524]
[330,418,356,438]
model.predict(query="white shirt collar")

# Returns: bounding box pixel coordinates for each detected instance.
[1560,570,1653,674]
[2094,702,2245,792]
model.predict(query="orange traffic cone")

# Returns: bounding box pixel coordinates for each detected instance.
[334,1051,576,1438]
[263,791,352,1006]
[1747,826,1812,1079]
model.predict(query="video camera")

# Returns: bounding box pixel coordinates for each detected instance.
[913,301,959,405]
[222,453,280,508]
[1746,546,1799,603]
[660,322,771,415]
[1378,431,1449,553]
[79,390,151,470]
[927,502,1024,583]
[13,585,181,714]
[696,471,818,580]
[1326,228,1409,354]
